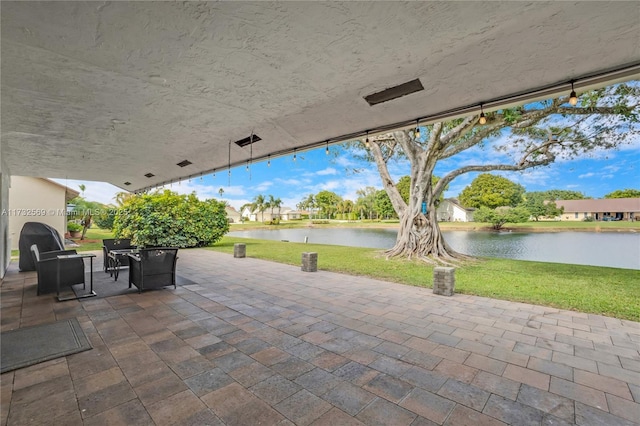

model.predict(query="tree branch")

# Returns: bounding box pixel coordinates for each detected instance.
[434,159,552,199]
[369,141,407,215]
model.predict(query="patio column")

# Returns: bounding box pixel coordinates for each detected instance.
[233,243,246,258]
[301,252,317,272]
[433,267,455,296]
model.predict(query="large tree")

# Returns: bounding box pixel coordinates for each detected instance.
[459,173,525,209]
[521,191,563,221]
[604,189,640,199]
[357,82,638,264]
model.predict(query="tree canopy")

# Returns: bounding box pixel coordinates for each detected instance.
[604,189,640,199]
[521,191,563,221]
[459,173,525,209]
[474,206,531,230]
[113,190,228,248]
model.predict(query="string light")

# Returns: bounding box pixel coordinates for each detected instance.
[365,131,370,149]
[325,141,329,155]
[569,81,578,106]
[267,155,271,167]
[479,104,487,125]
[415,120,421,139]
[246,161,250,171]
[293,149,297,161]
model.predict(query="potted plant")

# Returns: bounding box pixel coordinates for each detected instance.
[67,221,83,238]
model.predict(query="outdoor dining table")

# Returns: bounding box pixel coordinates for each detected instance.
[56,253,97,301]
[108,248,139,281]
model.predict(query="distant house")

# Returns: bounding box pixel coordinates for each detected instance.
[241,206,300,222]
[8,177,79,249]
[225,206,242,223]
[280,209,307,221]
[436,198,475,222]
[555,198,640,221]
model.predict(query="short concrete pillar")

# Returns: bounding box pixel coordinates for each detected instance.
[233,243,246,258]
[433,267,455,296]
[301,252,318,272]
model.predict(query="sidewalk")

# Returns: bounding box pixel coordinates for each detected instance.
[1,248,638,425]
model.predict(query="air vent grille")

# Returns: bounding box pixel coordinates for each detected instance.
[364,79,424,106]
[235,134,262,147]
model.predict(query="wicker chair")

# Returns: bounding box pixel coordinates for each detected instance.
[127,248,178,293]
[102,238,135,272]
[30,245,85,295]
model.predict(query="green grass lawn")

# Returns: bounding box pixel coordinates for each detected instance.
[207,236,640,321]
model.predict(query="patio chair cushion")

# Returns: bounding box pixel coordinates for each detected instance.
[30,245,85,295]
[128,248,178,293]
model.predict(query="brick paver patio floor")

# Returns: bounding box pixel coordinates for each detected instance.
[1,249,638,425]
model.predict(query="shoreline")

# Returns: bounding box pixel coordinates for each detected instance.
[231,221,639,233]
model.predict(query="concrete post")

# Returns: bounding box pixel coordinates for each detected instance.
[301,252,318,272]
[233,243,246,258]
[433,266,455,296]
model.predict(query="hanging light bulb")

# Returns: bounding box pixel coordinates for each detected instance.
[415,120,421,139]
[325,141,329,155]
[213,169,216,178]
[479,104,487,125]
[293,149,297,161]
[246,161,250,171]
[569,81,578,106]
[267,155,271,167]
[365,131,370,149]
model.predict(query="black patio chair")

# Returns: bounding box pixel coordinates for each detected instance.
[30,245,85,295]
[127,248,178,293]
[102,238,136,272]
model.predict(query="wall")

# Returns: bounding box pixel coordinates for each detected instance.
[8,177,68,249]
[0,154,10,279]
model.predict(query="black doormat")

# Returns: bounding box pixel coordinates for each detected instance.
[0,318,92,373]
[68,270,197,299]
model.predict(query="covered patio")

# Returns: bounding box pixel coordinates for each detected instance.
[1,2,640,425]
[1,249,638,425]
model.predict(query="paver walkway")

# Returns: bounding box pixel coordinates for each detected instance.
[1,249,638,425]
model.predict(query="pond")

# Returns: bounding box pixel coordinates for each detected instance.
[228,227,640,270]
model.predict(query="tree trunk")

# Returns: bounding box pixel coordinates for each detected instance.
[369,132,470,265]
[385,194,468,265]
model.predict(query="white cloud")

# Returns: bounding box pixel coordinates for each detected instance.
[275,178,309,186]
[578,172,595,179]
[253,181,273,192]
[315,167,338,176]
[51,179,121,205]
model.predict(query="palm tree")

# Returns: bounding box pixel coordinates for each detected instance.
[251,194,266,222]
[114,192,134,206]
[267,195,276,219]
[273,197,282,219]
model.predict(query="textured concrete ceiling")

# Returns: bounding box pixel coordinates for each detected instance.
[2,1,639,192]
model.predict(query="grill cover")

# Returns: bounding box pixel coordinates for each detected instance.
[18,222,65,271]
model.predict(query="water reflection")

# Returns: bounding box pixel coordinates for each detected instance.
[228,228,640,270]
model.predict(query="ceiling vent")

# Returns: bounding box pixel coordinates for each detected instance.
[176,160,192,167]
[235,134,262,148]
[364,79,424,106]
[144,173,155,178]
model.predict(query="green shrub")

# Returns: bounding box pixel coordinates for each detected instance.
[67,221,83,232]
[113,190,229,248]
[94,210,116,230]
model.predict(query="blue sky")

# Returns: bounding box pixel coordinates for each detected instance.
[55,135,639,211]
